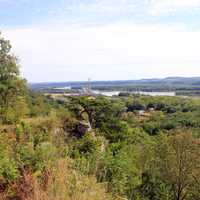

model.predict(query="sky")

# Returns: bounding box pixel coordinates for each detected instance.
[1,0,200,82]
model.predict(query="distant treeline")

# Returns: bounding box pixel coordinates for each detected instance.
[30,77,200,95]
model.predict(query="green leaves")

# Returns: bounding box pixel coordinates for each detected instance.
[0,156,18,182]
[99,143,141,198]
[0,136,18,183]
[0,33,28,124]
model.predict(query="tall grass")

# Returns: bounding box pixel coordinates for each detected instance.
[10,159,113,200]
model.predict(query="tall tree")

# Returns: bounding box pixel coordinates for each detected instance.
[156,131,200,200]
[0,32,27,123]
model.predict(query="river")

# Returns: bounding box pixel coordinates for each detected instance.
[93,90,176,97]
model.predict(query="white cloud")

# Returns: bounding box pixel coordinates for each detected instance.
[152,0,200,8]
[91,1,135,12]
[149,0,200,15]
[3,23,200,82]
[64,0,200,17]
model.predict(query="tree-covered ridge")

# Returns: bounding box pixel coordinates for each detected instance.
[31,77,200,96]
[1,34,200,200]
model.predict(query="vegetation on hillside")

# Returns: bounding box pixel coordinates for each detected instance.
[1,33,200,200]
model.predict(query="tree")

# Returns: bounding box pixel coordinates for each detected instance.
[98,143,141,199]
[0,32,27,123]
[139,172,172,200]
[156,131,200,200]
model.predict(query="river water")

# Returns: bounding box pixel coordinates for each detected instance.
[93,90,176,97]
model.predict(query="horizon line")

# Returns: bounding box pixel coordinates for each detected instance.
[29,76,200,84]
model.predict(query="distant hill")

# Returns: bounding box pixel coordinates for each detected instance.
[30,77,200,92]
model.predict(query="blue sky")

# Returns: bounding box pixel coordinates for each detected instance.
[1,0,200,82]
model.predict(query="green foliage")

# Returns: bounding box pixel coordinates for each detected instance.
[16,142,36,169]
[70,132,100,159]
[98,144,141,199]
[139,173,172,200]
[0,157,18,183]
[101,119,130,142]
[28,91,52,117]
[68,96,126,129]
[0,134,18,183]
[63,95,200,199]
[0,33,28,124]
[35,142,57,171]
